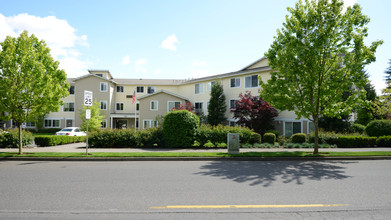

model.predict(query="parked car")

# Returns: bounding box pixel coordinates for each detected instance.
[55,127,86,136]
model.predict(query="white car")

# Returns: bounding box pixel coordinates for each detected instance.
[55,127,86,136]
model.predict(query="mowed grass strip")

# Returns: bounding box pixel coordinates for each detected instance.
[1,151,391,158]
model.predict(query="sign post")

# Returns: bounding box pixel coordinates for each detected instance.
[84,90,93,155]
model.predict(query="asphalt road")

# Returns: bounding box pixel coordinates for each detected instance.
[1,160,390,219]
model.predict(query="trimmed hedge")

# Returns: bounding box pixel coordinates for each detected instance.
[377,136,391,147]
[163,110,200,148]
[263,133,276,144]
[0,129,34,148]
[351,124,366,134]
[35,135,86,147]
[365,120,391,137]
[291,133,307,143]
[337,136,377,148]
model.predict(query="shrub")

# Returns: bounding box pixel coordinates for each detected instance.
[37,128,61,134]
[376,136,391,147]
[34,135,86,147]
[162,110,200,148]
[309,132,339,145]
[351,124,366,134]
[0,129,34,148]
[337,136,377,148]
[263,133,276,144]
[265,130,280,139]
[277,136,288,146]
[137,127,163,147]
[89,129,138,148]
[291,133,307,143]
[365,120,391,137]
[204,141,215,148]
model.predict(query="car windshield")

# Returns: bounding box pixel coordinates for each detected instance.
[61,129,73,132]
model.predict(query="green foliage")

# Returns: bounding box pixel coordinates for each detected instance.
[0,31,69,153]
[265,130,280,139]
[377,136,391,147]
[204,141,215,148]
[337,136,377,148]
[284,143,333,149]
[365,120,391,137]
[37,128,62,134]
[89,129,138,148]
[291,133,307,143]
[351,124,366,134]
[0,129,34,148]
[79,100,105,132]
[263,133,276,144]
[207,81,227,125]
[162,110,200,148]
[277,135,288,146]
[261,0,383,153]
[309,132,340,145]
[34,135,86,147]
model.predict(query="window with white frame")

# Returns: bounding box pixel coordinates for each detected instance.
[229,120,237,127]
[117,86,124,93]
[168,101,181,111]
[100,100,107,110]
[207,81,216,91]
[230,78,240,88]
[63,102,74,112]
[285,121,302,137]
[230,99,238,109]
[100,82,108,92]
[44,119,60,128]
[194,102,203,115]
[25,122,36,127]
[137,86,144,93]
[195,83,204,94]
[136,103,140,111]
[116,103,124,111]
[150,101,158,110]
[147,86,155,94]
[245,75,258,88]
[143,120,158,129]
[101,119,107,129]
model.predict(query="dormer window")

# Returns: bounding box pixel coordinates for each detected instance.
[96,74,103,77]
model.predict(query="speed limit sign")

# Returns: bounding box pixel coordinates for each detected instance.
[84,90,93,106]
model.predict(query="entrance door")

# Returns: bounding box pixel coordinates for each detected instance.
[66,120,73,127]
[116,120,127,129]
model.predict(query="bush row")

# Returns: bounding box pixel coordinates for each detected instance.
[0,129,34,148]
[35,135,87,147]
[308,134,391,148]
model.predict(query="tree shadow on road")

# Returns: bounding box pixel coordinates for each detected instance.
[195,160,354,187]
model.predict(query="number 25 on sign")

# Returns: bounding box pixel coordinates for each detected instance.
[84,90,93,106]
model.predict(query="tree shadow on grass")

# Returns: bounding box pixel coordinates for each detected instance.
[195,160,354,187]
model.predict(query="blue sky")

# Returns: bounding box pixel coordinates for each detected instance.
[1,0,390,94]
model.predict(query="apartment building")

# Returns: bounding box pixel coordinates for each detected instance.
[7,57,314,137]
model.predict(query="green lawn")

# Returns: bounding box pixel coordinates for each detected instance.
[1,151,391,158]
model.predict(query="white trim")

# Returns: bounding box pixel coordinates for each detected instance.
[195,83,204,94]
[116,102,124,111]
[194,101,204,114]
[150,100,158,111]
[100,82,108,92]
[63,102,75,112]
[147,86,155,94]
[44,118,61,128]
[143,119,158,129]
[100,100,107,110]
[167,101,182,112]
[229,99,240,109]
[230,77,241,88]
[136,86,144,93]
[101,119,107,129]
[244,75,259,88]
[65,118,74,127]
[116,86,124,93]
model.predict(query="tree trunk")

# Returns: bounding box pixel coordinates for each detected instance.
[18,125,23,155]
[313,117,319,155]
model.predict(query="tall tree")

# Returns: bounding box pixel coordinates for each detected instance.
[233,91,278,134]
[385,59,391,89]
[79,100,105,132]
[207,81,227,125]
[0,31,69,154]
[260,0,383,153]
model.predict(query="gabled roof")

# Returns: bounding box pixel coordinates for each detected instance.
[71,73,114,83]
[240,56,267,71]
[88,69,113,80]
[114,78,186,85]
[137,90,189,101]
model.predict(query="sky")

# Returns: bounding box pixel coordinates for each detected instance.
[1,0,390,94]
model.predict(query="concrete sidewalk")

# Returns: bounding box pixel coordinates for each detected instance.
[1,142,390,153]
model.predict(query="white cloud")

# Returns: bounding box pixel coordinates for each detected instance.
[135,58,147,73]
[372,79,387,95]
[154,68,162,74]
[190,69,211,78]
[0,13,90,77]
[342,0,357,12]
[122,55,130,65]
[160,34,179,51]
[192,60,207,67]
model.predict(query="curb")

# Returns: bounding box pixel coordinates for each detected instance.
[1,156,391,161]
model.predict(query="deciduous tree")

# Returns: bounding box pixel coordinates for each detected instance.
[0,31,69,154]
[260,0,383,153]
[79,100,105,132]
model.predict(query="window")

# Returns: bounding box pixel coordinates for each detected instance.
[147,86,155,94]
[100,82,108,92]
[230,78,240,88]
[245,75,258,88]
[150,101,158,110]
[168,101,181,111]
[26,122,36,127]
[117,86,124,93]
[285,122,301,137]
[195,102,203,115]
[101,119,107,129]
[100,101,107,110]
[195,83,204,94]
[116,103,124,111]
[96,74,103,77]
[143,120,158,129]
[44,119,60,128]
[136,103,140,111]
[137,86,144,93]
[68,85,75,95]
[207,81,216,91]
[230,99,238,109]
[63,103,74,112]
[229,121,237,127]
